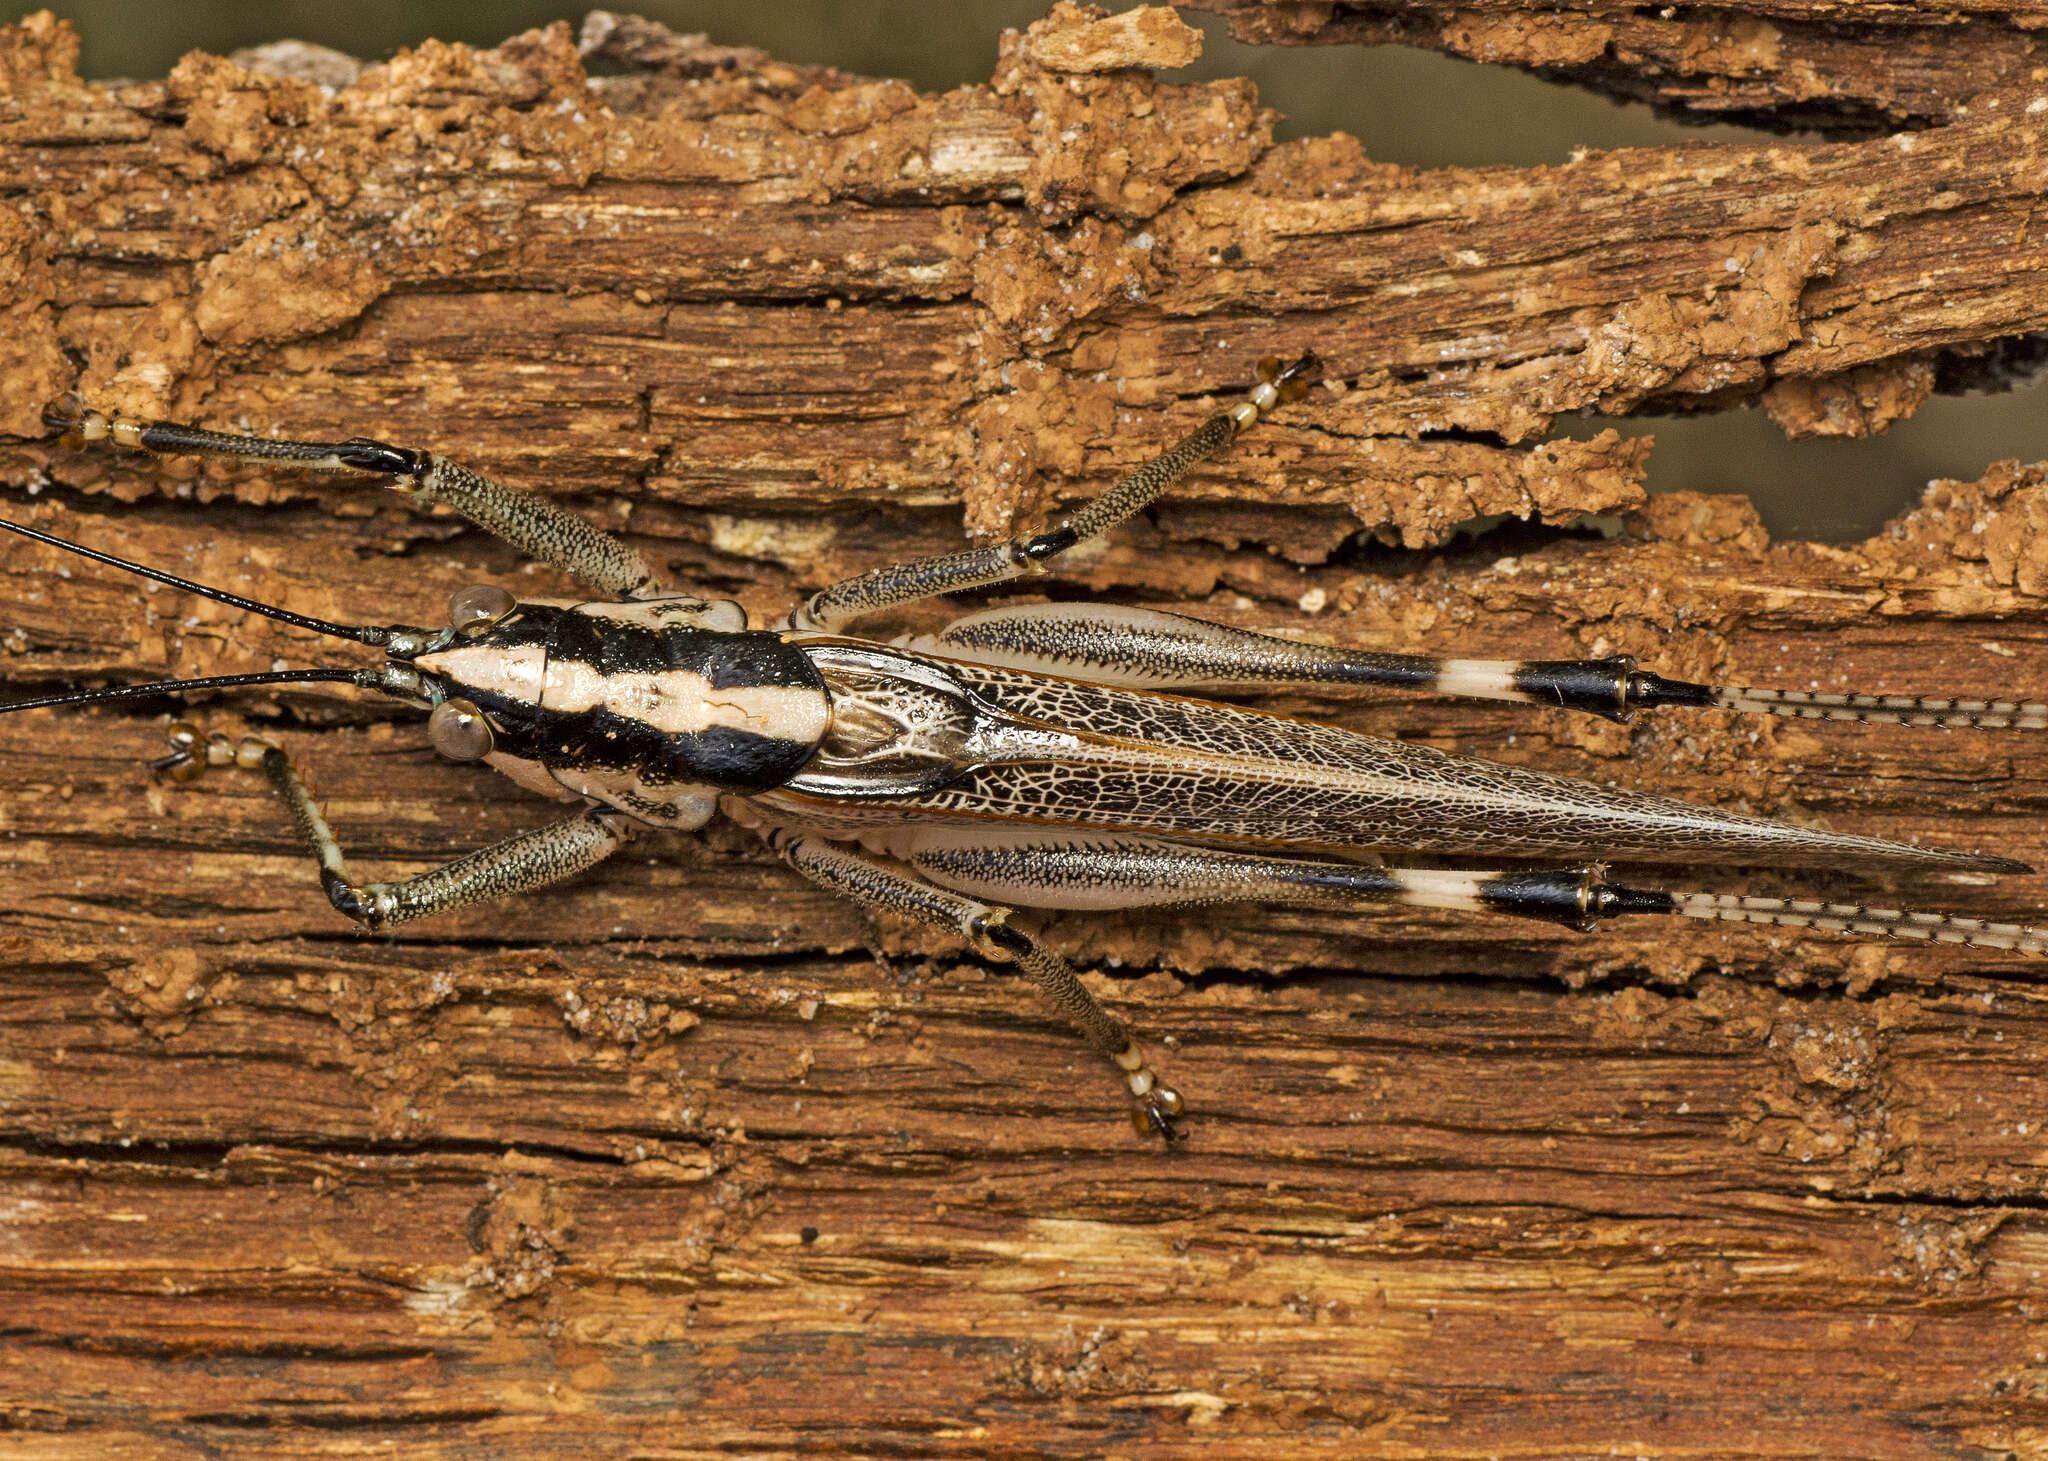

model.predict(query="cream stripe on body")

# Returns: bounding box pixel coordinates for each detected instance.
[428,642,829,741]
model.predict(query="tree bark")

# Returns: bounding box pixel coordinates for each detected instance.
[5,5,2048,1455]
[1190,0,2048,132]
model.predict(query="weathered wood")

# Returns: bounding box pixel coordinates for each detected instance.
[6,5,2048,1455]
[1189,0,2048,131]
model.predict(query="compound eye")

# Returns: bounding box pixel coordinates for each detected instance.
[448,583,516,635]
[427,698,495,762]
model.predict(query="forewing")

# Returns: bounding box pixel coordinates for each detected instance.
[771,650,2016,874]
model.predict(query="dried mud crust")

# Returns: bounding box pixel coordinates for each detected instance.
[7,7,2048,1459]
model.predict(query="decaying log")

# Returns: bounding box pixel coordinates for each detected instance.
[1190,0,2048,132]
[6,4,2048,1455]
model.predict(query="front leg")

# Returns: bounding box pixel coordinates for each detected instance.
[161,726,632,929]
[45,397,666,600]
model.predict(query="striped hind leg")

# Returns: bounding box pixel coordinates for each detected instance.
[767,823,2048,1132]
[888,826,2048,956]
[908,603,2048,729]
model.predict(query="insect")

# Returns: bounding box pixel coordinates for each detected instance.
[7,352,2047,1138]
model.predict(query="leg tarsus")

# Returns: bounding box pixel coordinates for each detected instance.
[152,721,271,782]
[1259,351,1320,398]
[968,907,1184,1139]
[1133,1084,1186,1141]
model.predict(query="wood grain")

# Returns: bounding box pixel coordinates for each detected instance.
[6,6,2048,1456]
[1188,0,2048,132]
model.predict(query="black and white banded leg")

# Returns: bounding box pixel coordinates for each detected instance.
[761,823,2048,1133]
[786,353,1320,634]
[158,726,633,931]
[909,602,2048,731]
[45,397,665,600]
[892,827,2048,956]
[760,825,1187,1138]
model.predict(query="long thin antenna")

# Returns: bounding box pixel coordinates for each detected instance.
[0,517,392,647]
[0,669,371,715]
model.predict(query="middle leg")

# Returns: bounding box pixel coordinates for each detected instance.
[786,354,1319,634]
[759,824,1187,1137]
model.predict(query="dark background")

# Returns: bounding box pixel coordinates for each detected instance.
[32,0,2048,539]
